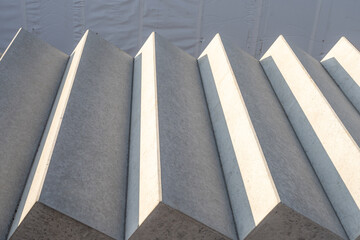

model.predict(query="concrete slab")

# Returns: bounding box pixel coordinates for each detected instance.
[245,203,345,240]
[125,32,237,240]
[198,34,347,240]
[129,203,232,240]
[0,29,68,240]
[8,30,133,239]
[9,203,111,240]
[321,37,360,112]
[260,35,360,240]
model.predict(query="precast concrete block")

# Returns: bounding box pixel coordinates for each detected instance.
[0,29,68,240]
[125,32,237,240]
[198,34,347,240]
[321,37,360,112]
[8,30,133,240]
[260,35,360,240]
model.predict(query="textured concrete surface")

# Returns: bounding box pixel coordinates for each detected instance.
[245,203,344,240]
[9,203,112,240]
[198,34,347,240]
[321,37,360,112]
[0,29,68,240]
[2,28,357,240]
[260,35,360,240]
[9,31,133,239]
[9,30,89,239]
[129,203,231,240]
[126,33,161,233]
[126,32,237,240]
[292,43,360,147]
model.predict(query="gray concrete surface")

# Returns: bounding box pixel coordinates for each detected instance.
[129,202,232,240]
[126,32,237,240]
[292,44,360,146]
[198,34,347,240]
[321,37,360,112]
[0,28,68,240]
[260,35,360,240]
[9,31,133,240]
[245,203,345,240]
[9,202,112,240]
[125,52,141,239]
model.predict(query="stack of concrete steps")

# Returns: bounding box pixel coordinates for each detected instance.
[0,28,358,240]
[125,32,237,240]
[0,29,68,240]
[260,36,360,240]
[7,30,133,240]
[198,34,348,240]
[321,37,360,112]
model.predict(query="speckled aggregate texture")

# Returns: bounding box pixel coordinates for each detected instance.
[1,29,358,240]
[198,36,347,240]
[245,203,345,240]
[292,46,360,146]
[11,31,133,239]
[155,34,237,239]
[260,36,359,240]
[223,39,347,239]
[125,33,237,240]
[291,45,360,240]
[129,203,231,240]
[0,29,68,240]
[10,203,113,240]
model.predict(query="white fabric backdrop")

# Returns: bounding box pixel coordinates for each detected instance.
[0,0,359,59]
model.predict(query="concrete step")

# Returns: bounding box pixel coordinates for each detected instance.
[8,30,133,240]
[0,28,69,240]
[260,35,360,240]
[321,37,360,112]
[125,32,237,240]
[198,34,347,240]
[1,28,358,240]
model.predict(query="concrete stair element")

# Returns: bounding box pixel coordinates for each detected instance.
[260,35,360,240]
[198,34,347,240]
[321,37,360,112]
[0,28,358,240]
[125,32,237,240]
[0,29,69,240]
[8,30,133,239]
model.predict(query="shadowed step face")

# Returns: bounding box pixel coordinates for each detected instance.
[125,32,237,240]
[0,29,69,240]
[321,37,360,112]
[8,31,133,240]
[260,35,360,240]
[0,28,357,240]
[198,34,347,240]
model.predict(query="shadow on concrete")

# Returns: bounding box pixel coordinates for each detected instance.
[261,55,359,240]
[126,53,141,239]
[322,57,360,113]
[198,54,256,240]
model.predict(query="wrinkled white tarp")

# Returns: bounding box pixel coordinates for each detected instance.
[0,0,359,60]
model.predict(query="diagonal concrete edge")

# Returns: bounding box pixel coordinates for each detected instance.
[260,35,359,240]
[0,28,69,240]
